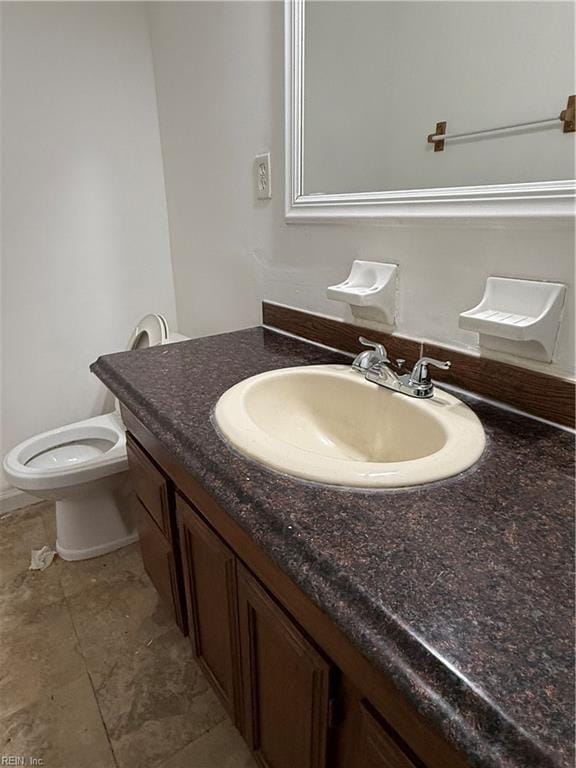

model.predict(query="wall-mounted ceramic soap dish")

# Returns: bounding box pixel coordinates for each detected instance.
[327,261,397,325]
[459,277,566,362]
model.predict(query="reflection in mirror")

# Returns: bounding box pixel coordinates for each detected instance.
[302,1,575,196]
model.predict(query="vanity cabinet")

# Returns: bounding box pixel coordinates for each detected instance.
[126,434,187,633]
[126,433,172,536]
[351,702,421,768]
[327,677,423,768]
[237,563,333,768]
[176,491,332,767]
[123,412,470,768]
[176,493,242,723]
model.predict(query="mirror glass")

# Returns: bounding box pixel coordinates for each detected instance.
[303,1,575,195]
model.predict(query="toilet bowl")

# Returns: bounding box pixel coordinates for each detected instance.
[3,314,188,561]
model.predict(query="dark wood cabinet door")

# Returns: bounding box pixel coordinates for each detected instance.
[354,702,420,768]
[176,494,243,725]
[134,496,185,631]
[127,434,172,537]
[238,564,332,768]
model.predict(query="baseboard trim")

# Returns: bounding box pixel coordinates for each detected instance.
[262,301,575,429]
[0,488,40,517]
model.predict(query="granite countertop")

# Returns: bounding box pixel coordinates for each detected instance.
[91,327,575,768]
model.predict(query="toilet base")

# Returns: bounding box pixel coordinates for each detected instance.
[56,529,139,561]
[54,473,138,561]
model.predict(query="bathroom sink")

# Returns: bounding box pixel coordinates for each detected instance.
[214,365,485,488]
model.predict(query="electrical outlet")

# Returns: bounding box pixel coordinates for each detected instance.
[254,153,271,199]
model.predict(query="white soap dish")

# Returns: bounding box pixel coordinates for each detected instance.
[327,261,397,325]
[459,277,566,362]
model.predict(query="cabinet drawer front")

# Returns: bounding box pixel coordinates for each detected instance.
[134,496,184,631]
[177,495,243,725]
[127,434,171,537]
[238,564,332,768]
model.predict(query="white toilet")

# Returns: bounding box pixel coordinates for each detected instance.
[3,314,188,561]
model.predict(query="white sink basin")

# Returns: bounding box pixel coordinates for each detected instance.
[214,365,485,488]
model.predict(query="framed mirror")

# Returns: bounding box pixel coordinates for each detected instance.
[285,0,576,220]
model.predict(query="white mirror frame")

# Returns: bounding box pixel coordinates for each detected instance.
[285,0,576,222]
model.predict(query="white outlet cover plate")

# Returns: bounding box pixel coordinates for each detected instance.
[254,153,271,199]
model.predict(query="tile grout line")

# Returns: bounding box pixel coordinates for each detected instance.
[150,717,241,768]
[54,549,122,768]
[54,549,219,768]
[64,597,122,768]
[151,720,232,768]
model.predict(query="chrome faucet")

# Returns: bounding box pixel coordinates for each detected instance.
[352,337,451,398]
[352,337,389,372]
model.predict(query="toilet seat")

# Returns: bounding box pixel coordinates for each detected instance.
[3,412,127,493]
[114,313,178,415]
[126,313,168,351]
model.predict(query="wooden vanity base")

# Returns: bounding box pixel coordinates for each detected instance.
[123,405,470,768]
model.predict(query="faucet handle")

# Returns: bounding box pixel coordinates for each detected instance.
[353,337,389,372]
[358,337,388,360]
[410,356,451,385]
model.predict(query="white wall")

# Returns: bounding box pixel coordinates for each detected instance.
[148,1,262,339]
[148,1,574,383]
[1,2,177,495]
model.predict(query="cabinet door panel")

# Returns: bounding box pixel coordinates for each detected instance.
[127,434,171,537]
[134,496,184,630]
[177,495,242,725]
[355,702,419,768]
[238,564,332,768]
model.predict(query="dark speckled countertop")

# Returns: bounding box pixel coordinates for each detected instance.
[91,327,575,768]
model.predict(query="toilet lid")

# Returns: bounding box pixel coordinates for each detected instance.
[126,314,169,351]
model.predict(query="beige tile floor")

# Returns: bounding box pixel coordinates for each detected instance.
[0,502,257,768]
